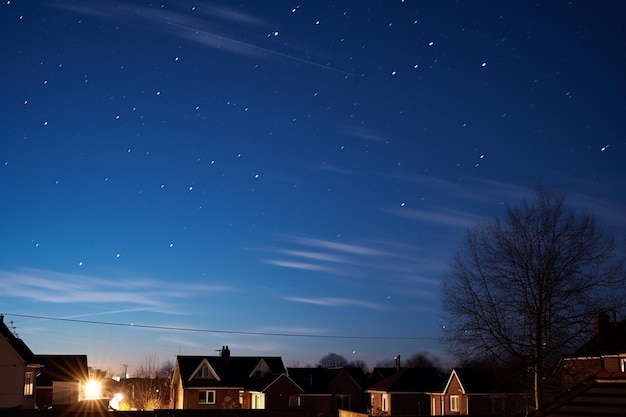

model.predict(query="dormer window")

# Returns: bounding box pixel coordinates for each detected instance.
[191,360,218,381]
[250,359,271,379]
[199,364,210,378]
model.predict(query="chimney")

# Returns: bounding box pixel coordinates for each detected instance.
[594,312,611,337]
[221,345,230,365]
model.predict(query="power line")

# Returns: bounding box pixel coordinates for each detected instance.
[3,312,437,341]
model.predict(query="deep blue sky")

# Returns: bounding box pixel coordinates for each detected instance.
[1,0,625,375]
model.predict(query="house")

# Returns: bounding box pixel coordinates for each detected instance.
[561,312,626,390]
[430,368,530,416]
[366,367,445,416]
[0,314,43,409]
[534,370,626,417]
[34,354,89,410]
[288,366,368,416]
[171,345,301,410]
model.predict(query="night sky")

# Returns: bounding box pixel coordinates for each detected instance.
[1,0,625,374]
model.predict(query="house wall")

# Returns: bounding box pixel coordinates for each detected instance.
[603,356,625,373]
[264,375,302,409]
[52,381,80,405]
[562,358,603,390]
[329,372,366,412]
[466,395,493,415]
[299,394,332,415]
[249,392,265,409]
[564,355,626,390]
[0,341,35,409]
[444,376,467,415]
[430,394,443,416]
[36,387,53,410]
[390,393,431,416]
[182,388,242,409]
[171,364,187,409]
[369,392,383,415]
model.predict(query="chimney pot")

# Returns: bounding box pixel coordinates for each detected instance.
[221,345,230,365]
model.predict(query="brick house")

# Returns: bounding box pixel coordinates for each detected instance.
[561,312,626,390]
[171,345,301,410]
[535,370,626,417]
[430,368,530,416]
[288,366,368,416]
[366,367,445,416]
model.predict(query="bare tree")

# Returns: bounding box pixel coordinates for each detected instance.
[441,185,625,410]
[135,354,160,379]
[156,359,174,378]
[405,351,445,372]
[125,355,171,410]
[347,359,369,374]
[317,352,348,368]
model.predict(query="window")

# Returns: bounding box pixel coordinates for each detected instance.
[620,358,626,372]
[336,395,350,410]
[289,394,300,407]
[382,394,389,412]
[23,372,34,396]
[198,364,210,377]
[198,390,215,404]
[450,395,460,412]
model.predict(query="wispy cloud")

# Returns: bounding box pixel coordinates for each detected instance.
[263,260,341,274]
[0,268,233,310]
[283,296,389,311]
[282,235,390,257]
[259,234,445,300]
[311,163,358,176]
[341,126,389,143]
[51,0,353,75]
[385,206,481,229]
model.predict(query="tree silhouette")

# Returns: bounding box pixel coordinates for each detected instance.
[126,355,172,410]
[317,352,348,368]
[405,351,445,372]
[347,359,369,374]
[441,185,626,410]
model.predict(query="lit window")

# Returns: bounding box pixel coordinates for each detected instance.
[24,372,34,396]
[450,395,460,412]
[620,358,626,372]
[382,394,389,412]
[199,390,215,404]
